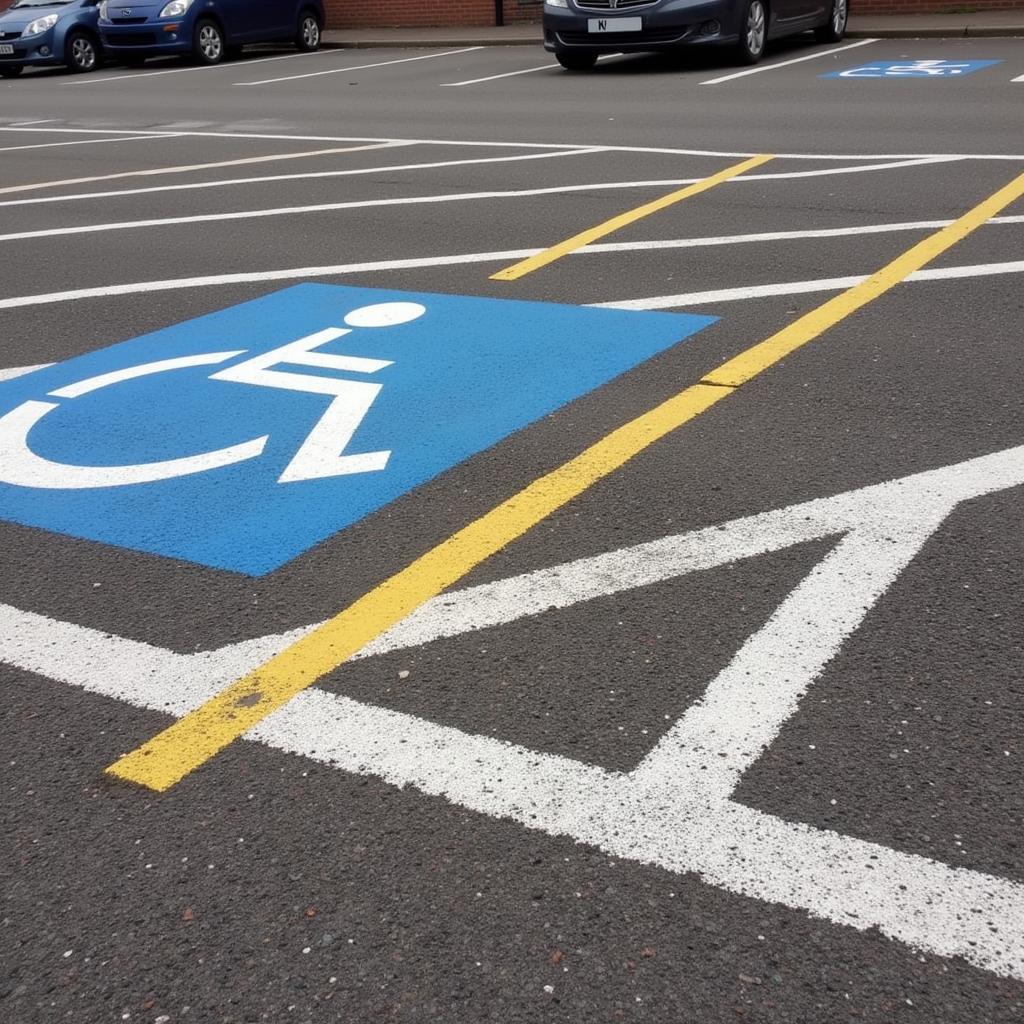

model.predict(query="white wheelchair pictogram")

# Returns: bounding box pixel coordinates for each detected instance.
[840,59,976,78]
[0,301,426,490]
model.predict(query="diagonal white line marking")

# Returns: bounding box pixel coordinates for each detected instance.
[700,38,878,85]
[440,53,619,87]
[239,47,484,85]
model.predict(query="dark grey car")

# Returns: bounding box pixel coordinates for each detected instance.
[542,0,848,68]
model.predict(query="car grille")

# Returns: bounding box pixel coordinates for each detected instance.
[0,48,27,58]
[108,31,157,44]
[111,16,147,23]
[557,28,686,44]
[575,0,657,9]
[0,30,22,40]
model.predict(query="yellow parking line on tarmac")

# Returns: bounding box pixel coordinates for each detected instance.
[105,167,1024,793]
[489,153,774,282]
[0,141,406,197]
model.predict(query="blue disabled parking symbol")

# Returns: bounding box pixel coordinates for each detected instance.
[0,284,715,575]
[823,59,1001,78]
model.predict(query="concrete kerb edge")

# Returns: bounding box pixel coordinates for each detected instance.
[320,26,1024,48]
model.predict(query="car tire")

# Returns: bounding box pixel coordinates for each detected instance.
[735,0,768,64]
[295,9,321,52]
[0,64,23,77]
[65,30,100,73]
[555,49,597,71]
[192,18,225,65]
[815,0,848,42]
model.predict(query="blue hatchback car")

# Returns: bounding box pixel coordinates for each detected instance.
[0,0,103,76]
[98,0,324,66]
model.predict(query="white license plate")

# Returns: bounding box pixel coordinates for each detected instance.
[0,44,14,55]
[587,17,642,32]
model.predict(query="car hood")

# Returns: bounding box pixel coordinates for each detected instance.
[0,3,77,30]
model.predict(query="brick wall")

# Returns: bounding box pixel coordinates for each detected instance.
[322,0,542,29]
[322,0,1023,29]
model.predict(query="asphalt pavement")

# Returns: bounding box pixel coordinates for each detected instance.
[1,30,1024,1024]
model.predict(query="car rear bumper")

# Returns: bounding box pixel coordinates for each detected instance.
[543,0,739,51]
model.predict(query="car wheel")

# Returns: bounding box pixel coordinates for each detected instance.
[193,18,224,65]
[65,31,100,73]
[735,0,767,64]
[0,64,23,78]
[815,0,847,42]
[555,49,597,71]
[295,10,321,52]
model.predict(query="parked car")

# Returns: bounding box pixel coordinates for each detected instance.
[0,0,103,76]
[543,0,848,68]
[98,0,324,66]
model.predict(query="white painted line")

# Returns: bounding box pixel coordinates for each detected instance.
[0,124,1021,161]
[7,119,57,127]
[0,147,603,208]
[0,158,959,242]
[0,141,409,197]
[700,38,878,85]
[5,447,1024,978]
[440,52,618,87]
[0,133,180,154]
[75,48,336,86]
[1013,72,1024,82]
[0,363,52,381]
[441,62,560,87]
[239,47,484,86]
[3,254,1021,313]
[597,260,1024,310]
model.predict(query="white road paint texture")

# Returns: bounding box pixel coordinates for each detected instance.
[3,444,1024,979]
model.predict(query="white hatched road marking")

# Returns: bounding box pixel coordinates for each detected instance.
[0,147,604,207]
[2,445,1023,978]
[0,158,961,242]
[1,254,1021,312]
[1,125,1022,160]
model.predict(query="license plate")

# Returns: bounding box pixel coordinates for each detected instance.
[0,44,14,55]
[587,17,642,32]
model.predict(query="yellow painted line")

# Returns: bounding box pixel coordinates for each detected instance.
[106,167,1024,792]
[0,141,405,197]
[489,153,775,282]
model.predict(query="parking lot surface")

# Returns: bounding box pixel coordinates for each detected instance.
[2,33,1024,1024]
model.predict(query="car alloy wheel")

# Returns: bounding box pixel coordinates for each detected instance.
[746,0,766,58]
[832,0,848,35]
[68,34,98,73]
[196,21,223,64]
[300,16,319,50]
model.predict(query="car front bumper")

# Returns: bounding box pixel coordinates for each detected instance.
[0,29,62,67]
[99,20,190,54]
[543,0,740,52]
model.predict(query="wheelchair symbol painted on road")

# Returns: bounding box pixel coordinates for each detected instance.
[0,302,425,490]
[822,59,1002,79]
[0,284,715,574]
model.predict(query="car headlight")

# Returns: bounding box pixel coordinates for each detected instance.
[159,0,193,17]
[545,0,570,6]
[25,13,59,34]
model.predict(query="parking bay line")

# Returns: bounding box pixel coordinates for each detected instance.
[0,141,408,198]
[490,154,775,281]
[238,47,484,86]
[440,53,619,87]
[74,47,340,86]
[700,37,878,85]
[104,167,1024,792]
